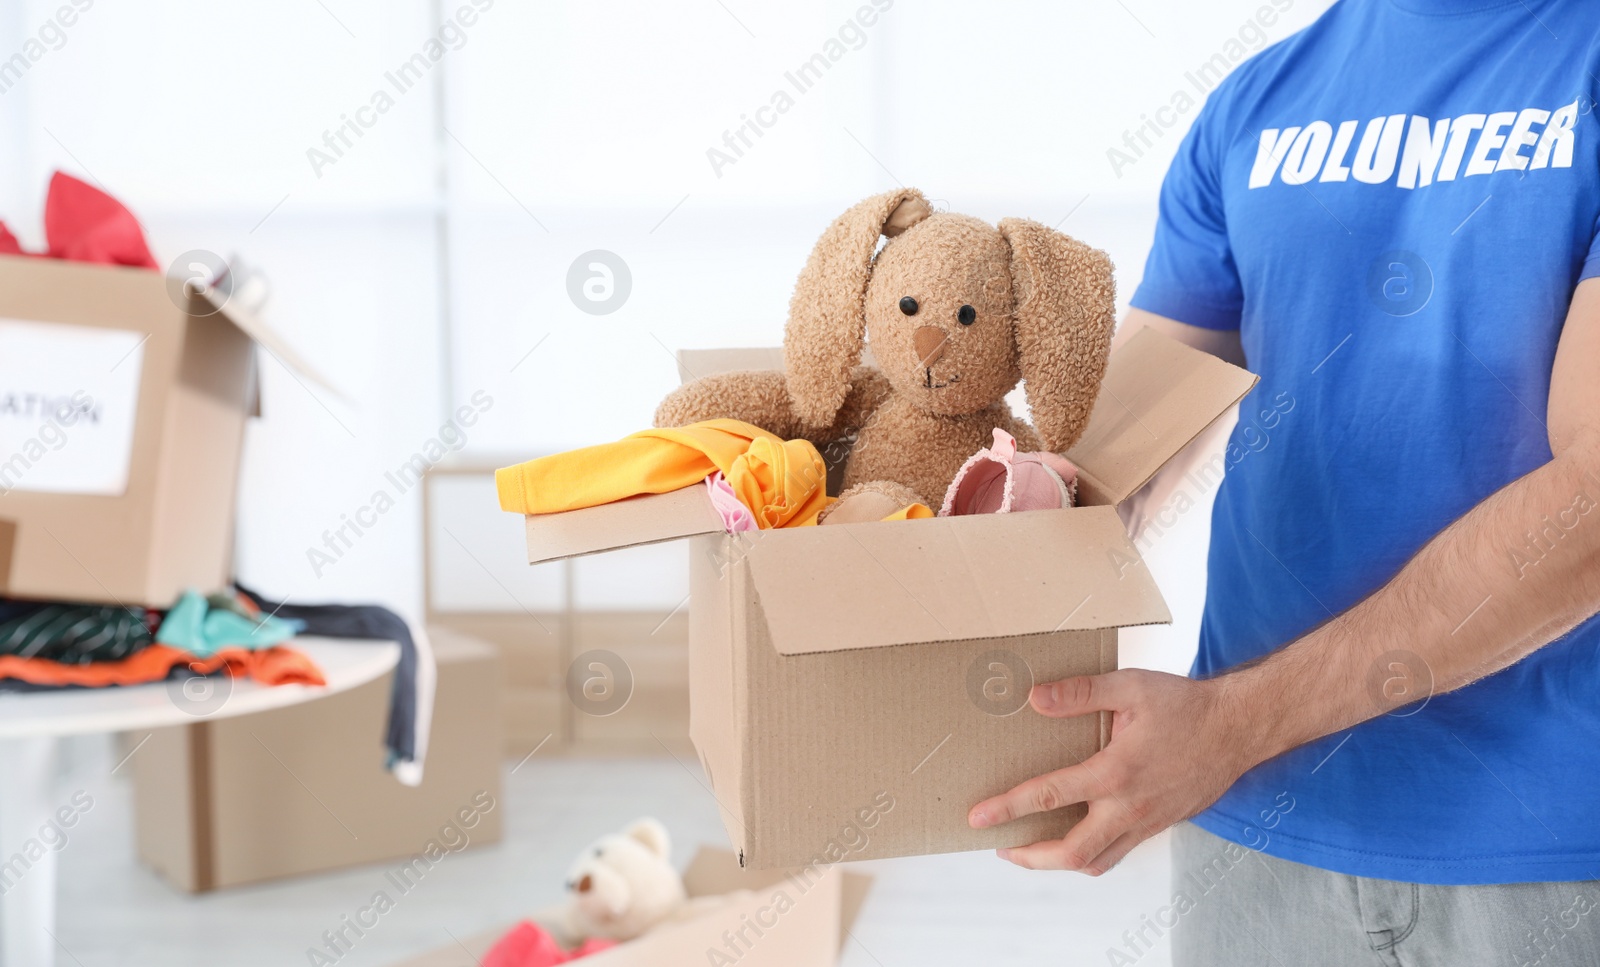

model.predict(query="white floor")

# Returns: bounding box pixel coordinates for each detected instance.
[47,734,1177,967]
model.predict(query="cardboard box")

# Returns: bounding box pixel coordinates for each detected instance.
[511,328,1256,868]
[132,628,503,891]
[0,255,326,607]
[422,610,568,755]
[389,847,870,967]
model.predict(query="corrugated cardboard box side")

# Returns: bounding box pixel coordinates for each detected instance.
[132,628,502,891]
[389,847,870,967]
[0,255,323,607]
[515,328,1257,869]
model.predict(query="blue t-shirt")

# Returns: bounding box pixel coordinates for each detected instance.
[1131,0,1600,884]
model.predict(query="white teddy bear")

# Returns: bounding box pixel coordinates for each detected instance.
[560,818,691,943]
[557,818,751,947]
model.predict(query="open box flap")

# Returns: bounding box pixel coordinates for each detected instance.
[498,847,844,967]
[683,846,873,949]
[745,505,1170,656]
[195,287,348,414]
[1066,327,1258,507]
[522,485,725,564]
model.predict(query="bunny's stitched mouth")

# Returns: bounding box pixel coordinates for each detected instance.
[924,369,961,390]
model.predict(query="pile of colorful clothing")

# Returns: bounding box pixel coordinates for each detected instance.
[0,590,317,689]
[0,586,434,784]
[493,417,1082,526]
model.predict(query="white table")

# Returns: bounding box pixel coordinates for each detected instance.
[0,637,400,967]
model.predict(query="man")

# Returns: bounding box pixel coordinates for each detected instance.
[968,0,1600,962]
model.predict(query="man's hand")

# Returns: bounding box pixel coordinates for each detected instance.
[967,669,1263,875]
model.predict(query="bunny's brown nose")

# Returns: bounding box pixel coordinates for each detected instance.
[576,874,593,893]
[913,326,950,367]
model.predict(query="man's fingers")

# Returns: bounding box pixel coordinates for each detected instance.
[969,764,1092,829]
[1084,830,1145,876]
[995,838,1075,870]
[1030,670,1137,718]
[996,806,1122,871]
[996,823,1147,876]
[1029,801,1126,870]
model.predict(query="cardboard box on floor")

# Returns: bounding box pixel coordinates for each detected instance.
[512,328,1257,869]
[0,255,330,607]
[390,847,871,967]
[132,628,502,891]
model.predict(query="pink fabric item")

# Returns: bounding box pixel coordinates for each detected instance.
[705,471,757,533]
[481,921,616,967]
[939,428,1078,516]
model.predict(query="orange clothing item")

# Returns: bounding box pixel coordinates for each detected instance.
[0,644,325,688]
[884,502,934,521]
[496,419,933,526]
[497,419,839,527]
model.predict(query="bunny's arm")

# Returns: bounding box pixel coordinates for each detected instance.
[653,365,891,446]
[820,365,892,441]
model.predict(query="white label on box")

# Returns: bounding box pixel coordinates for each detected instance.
[0,317,146,496]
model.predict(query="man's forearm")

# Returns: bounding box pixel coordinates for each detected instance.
[1221,432,1600,763]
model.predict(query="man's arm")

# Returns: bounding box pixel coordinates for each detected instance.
[969,279,1600,875]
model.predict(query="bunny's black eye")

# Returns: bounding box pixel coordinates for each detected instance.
[957,305,976,326]
[899,296,919,316]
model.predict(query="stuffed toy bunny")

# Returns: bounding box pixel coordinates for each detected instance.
[654,188,1116,521]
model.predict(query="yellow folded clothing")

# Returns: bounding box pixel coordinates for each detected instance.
[495,419,930,527]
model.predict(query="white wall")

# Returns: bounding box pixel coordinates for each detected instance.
[0,0,1331,641]
[446,0,1334,456]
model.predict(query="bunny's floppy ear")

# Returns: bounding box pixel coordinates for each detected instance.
[785,188,932,427]
[998,218,1116,452]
